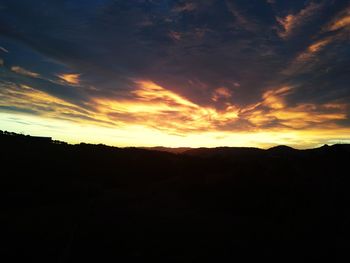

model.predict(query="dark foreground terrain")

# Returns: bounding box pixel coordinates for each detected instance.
[1,131,350,262]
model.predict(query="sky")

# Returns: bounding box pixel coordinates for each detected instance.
[1,0,350,148]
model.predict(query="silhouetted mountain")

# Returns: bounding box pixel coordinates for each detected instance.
[1,130,350,262]
[141,146,192,154]
[267,144,297,152]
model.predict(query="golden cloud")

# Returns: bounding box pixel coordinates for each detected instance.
[93,81,240,133]
[57,73,81,85]
[241,86,347,130]
[93,81,347,133]
[0,80,348,147]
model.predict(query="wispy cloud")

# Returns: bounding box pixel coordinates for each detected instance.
[168,31,182,41]
[226,1,258,32]
[294,38,332,63]
[326,7,350,31]
[0,46,9,53]
[276,2,323,39]
[11,66,40,78]
[172,2,196,13]
[0,82,109,126]
[241,86,347,130]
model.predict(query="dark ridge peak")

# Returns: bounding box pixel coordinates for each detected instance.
[330,143,350,152]
[314,143,350,152]
[267,145,297,152]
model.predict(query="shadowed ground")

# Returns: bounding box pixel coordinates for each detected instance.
[1,131,349,262]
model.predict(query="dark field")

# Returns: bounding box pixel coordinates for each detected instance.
[1,131,350,262]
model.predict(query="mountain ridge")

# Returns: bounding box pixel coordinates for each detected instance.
[2,130,348,154]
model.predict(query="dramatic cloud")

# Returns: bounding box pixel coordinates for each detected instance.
[0,0,350,147]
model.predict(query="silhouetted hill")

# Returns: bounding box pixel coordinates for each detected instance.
[267,144,297,152]
[1,130,350,262]
[183,146,264,157]
[141,146,192,154]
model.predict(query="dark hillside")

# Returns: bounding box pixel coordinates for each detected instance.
[1,131,350,262]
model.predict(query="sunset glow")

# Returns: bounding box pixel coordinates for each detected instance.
[1,1,350,148]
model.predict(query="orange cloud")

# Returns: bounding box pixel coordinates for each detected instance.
[327,8,350,31]
[241,86,347,129]
[57,73,81,85]
[277,14,295,38]
[2,80,347,133]
[1,80,348,148]
[293,38,332,63]
[93,81,240,133]
[307,39,331,53]
[93,81,348,134]
[261,86,291,109]
[212,87,232,102]
[329,16,350,31]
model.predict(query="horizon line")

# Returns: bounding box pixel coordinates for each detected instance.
[2,129,348,151]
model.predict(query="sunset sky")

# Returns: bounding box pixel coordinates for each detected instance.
[1,0,350,148]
